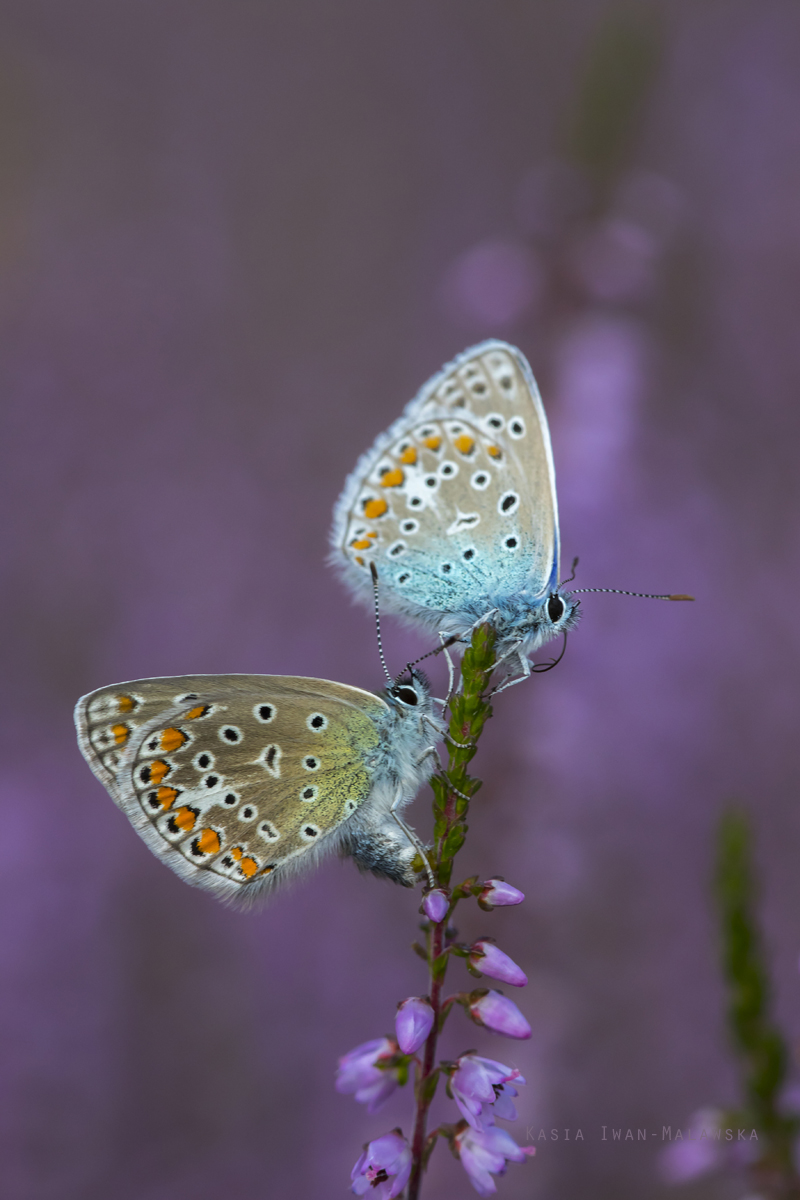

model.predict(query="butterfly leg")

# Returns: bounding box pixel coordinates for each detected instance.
[421,712,474,752]
[440,631,456,703]
[489,647,531,695]
[389,795,435,888]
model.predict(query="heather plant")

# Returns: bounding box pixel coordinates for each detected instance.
[659,809,800,1199]
[336,625,537,1198]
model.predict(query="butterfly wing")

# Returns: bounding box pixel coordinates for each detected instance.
[75,674,389,905]
[330,341,560,631]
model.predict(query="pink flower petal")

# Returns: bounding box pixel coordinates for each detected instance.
[395,996,435,1054]
[422,889,449,923]
[469,991,531,1039]
[479,879,525,907]
[470,941,528,987]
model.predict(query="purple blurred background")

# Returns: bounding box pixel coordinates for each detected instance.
[1,2,799,1197]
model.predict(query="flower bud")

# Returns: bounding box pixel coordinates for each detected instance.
[469,990,531,1039]
[422,888,449,923]
[469,940,528,987]
[395,996,435,1054]
[478,879,524,908]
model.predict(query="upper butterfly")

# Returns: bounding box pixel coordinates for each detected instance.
[75,671,442,906]
[330,340,580,683]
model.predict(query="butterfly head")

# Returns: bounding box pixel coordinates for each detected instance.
[544,589,580,633]
[386,668,431,713]
[498,586,581,662]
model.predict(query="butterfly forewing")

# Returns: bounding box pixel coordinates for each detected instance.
[332,341,560,624]
[76,674,389,902]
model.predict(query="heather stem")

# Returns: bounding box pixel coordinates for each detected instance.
[405,624,496,1200]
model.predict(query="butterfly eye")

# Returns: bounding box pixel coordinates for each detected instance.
[394,686,419,707]
[548,595,565,623]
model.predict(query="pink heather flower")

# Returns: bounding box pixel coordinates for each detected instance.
[423,888,449,923]
[469,940,528,987]
[395,996,435,1054]
[455,1118,535,1196]
[351,1131,412,1199]
[336,1038,401,1113]
[478,879,525,908]
[469,991,531,1039]
[451,1054,526,1130]
[657,1109,726,1183]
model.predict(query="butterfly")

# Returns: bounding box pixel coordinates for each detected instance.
[75,670,443,905]
[330,340,580,686]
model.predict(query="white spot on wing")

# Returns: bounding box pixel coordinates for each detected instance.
[446,510,481,535]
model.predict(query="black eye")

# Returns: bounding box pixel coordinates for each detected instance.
[548,595,565,623]
[395,686,418,706]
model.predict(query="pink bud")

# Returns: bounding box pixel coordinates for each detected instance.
[479,879,524,907]
[469,990,531,1039]
[470,940,528,987]
[422,889,449,923]
[395,996,435,1054]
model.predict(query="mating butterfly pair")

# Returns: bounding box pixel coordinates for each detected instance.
[75,341,592,904]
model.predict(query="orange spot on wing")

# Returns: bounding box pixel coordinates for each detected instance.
[260,865,275,875]
[487,445,502,459]
[454,434,475,455]
[111,723,129,745]
[196,828,221,855]
[354,556,365,566]
[380,468,404,488]
[172,806,196,833]
[363,498,388,519]
[423,435,441,451]
[185,704,209,720]
[400,446,417,465]
[231,846,243,861]
[150,760,170,785]
[156,786,178,810]
[351,538,372,550]
[239,857,258,878]
[117,695,135,713]
[160,727,188,753]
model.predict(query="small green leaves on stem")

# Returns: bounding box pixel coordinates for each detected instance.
[715,807,800,1198]
[405,626,497,1200]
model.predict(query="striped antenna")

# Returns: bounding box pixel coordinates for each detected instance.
[370,563,394,684]
[570,588,695,601]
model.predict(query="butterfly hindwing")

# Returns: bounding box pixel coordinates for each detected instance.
[331,341,560,629]
[76,674,390,903]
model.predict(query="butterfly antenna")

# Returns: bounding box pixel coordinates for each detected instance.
[370,562,394,685]
[561,556,579,586]
[570,587,695,601]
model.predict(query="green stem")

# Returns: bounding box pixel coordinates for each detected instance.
[405,625,496,1200]
[715,808,800,1199]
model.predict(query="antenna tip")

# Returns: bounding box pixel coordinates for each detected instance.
[668,594,695,601]
[370,561,379,584]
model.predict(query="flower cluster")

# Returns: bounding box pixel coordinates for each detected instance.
[337,873,535,1196]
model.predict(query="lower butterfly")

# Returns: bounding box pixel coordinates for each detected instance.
[75,671,442,905]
